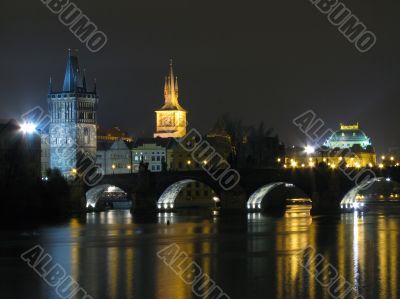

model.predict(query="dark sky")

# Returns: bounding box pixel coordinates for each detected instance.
[1,0,399,153]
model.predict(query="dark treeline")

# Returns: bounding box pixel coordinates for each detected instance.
[212,114,285,168]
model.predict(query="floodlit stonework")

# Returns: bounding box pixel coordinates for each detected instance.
[48,50,98,176]
[154,60,187,138]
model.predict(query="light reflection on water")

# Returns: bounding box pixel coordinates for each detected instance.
[2,206,400,298]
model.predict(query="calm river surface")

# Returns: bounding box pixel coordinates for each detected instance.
[1,206,399,299]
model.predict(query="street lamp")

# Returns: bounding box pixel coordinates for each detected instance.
[20,122,37,134]
[112,164,116,175]
[127,164,132,173]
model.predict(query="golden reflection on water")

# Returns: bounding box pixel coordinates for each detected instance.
[60,208,400,299]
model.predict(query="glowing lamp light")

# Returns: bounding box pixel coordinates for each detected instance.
[20,122,37,134]
[378,163,384,169]
[304,145,315,155]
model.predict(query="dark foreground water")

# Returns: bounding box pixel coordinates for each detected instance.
[1,206,399,299]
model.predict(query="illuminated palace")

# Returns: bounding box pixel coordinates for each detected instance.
[48,50,98,176]
[154,60,187,138]
[283,123,376,168]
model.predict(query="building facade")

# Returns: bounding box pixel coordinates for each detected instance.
[282,123,376,168]
[324,123,371,149]
[154,60,187,138]
[132,138,169,172]
[48,51,98,177]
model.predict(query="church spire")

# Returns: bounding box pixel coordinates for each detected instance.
[162,59,181,109]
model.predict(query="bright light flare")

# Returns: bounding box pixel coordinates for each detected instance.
[304,145,315,154]
[20,122,37,134]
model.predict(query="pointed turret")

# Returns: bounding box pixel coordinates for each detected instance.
[93,78,97,94]
[48,76,52,93]
[63,49,84,92]
[154,59,187,138]
[82,68,87,91]
[160,59,183,110]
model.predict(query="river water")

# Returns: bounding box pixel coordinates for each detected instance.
[1,206,399,299]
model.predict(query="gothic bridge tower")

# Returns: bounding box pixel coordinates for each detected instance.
[48,50,98,176]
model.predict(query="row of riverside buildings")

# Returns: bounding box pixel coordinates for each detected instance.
[41,52,232,178]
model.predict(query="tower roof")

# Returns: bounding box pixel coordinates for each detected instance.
[158,59,185,111]
[63,49,85,92]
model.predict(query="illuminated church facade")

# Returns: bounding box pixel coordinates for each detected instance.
[154,60,187,138]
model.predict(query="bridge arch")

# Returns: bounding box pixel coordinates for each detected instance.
[157,179,220,210]
[340,177,399,209]
[86,184,127,208]
[247,182,311,211]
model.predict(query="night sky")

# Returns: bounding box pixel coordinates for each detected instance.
[1,0,399,153]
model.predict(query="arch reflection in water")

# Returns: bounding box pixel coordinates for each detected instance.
[340,177,400,210]
[246,206,313,298]
[247,182,312,211]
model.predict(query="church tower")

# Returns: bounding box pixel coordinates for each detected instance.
[48,50,98,176]
[154,60,187,138]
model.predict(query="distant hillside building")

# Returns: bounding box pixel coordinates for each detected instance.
[283,123,376,168]
[154,60,187,138]
[48,50,98,176]
[97,126,133,143]
[324,123,371,149]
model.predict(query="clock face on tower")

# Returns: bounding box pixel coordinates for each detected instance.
[161,115,173,126]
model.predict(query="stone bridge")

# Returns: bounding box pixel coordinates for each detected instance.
[85,167,400,212]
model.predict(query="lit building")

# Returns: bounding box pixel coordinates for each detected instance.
[48,50,98,177]
[40,132,50,177]
[96,139,132,175]
[154,60,187,138]
[281,123,376,168]
[97,126,133,143]
[167,133,232,171]
[131,138,170,172]
[324,123,371,149]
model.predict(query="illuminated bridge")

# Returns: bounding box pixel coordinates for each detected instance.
[85,168,400,212]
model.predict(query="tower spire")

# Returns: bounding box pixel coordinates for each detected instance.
[48,76,52,93]
[82,68,87,91]
[93,78,97,93]
[63,49,83,92]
